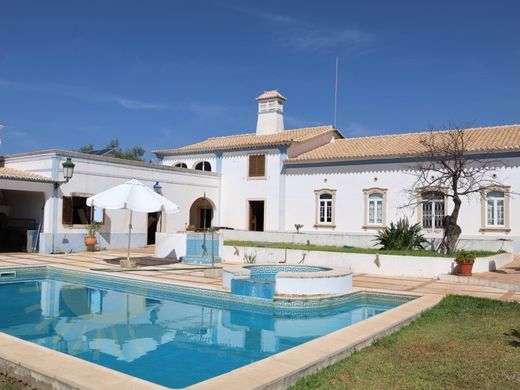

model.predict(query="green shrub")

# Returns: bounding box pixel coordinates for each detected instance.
[87,222,99,237]
[455,250,476,263]
[375,218,428,250]
[243,252,257,264]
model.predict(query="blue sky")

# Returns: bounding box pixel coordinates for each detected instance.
[1,0,519,158]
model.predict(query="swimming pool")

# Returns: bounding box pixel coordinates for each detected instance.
[0,267,413,388]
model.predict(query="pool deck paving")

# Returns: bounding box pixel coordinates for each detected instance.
[0,249,518,302]
[0,249,519,390]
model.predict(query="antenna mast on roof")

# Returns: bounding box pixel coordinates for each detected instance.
[333,56,339,128]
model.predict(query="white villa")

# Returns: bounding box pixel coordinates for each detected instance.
[1,90,519,254]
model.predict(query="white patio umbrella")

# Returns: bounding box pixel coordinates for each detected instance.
[86,179,179,266]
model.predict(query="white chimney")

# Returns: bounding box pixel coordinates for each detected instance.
[256,90,286,135]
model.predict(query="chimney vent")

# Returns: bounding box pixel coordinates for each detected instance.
[256,90,285,135]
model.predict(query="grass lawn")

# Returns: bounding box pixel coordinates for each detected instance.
[292,295,520,390]
[224,241,499,258]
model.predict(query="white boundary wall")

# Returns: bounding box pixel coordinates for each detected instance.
[222,245,513,278]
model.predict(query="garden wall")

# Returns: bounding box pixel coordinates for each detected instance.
[222,245,513,278]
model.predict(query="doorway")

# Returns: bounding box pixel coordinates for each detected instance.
[0,189,45,252]
[249,201,264,232]
[189,197,216,230]
[147,212,160,245]
[199,208,213,229]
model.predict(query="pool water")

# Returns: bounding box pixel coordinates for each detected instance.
[0,272,409,388]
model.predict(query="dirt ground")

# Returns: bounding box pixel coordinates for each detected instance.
[0,372,36,390]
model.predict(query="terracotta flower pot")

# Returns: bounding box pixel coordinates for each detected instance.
[84,236,97,247]
[456,260,474,276]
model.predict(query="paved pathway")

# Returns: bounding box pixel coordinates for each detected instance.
[0,249,519,302]
[0,248,226,291]
[354,256,520,301]
[471,255,520,285]
[439,255,520,292]
[354,273,520,301]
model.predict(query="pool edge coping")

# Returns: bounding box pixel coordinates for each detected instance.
[0,331,167,390]
[186,293,444,390]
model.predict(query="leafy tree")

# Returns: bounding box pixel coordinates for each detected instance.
[77,139,145,161]
[78,144,94,153]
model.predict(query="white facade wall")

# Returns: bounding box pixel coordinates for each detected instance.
[5,140,519,255]
[160,148,286,231]
[219,149,284,230]
[55,159,219,233]
[4,152,220,253]
[283,158,520,251]
[284,162,420,233]
[157,145,520,252]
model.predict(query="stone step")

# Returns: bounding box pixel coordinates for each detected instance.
[439,274,520,292]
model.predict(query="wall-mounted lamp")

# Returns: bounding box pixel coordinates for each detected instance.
[55,158,75,189]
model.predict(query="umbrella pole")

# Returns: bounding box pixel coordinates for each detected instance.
[125,210,133,266]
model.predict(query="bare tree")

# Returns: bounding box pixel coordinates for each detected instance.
[408,126,505,254]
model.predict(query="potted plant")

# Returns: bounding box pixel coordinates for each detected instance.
[455,250,476,276]
[85,222,99,247]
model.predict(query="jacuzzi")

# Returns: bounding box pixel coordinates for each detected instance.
[223,264,353,299]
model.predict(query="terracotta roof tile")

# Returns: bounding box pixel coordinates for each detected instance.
[288,125,520,163]
[0,167,55,182]
[153,126,336,156]
[256,90,286,101]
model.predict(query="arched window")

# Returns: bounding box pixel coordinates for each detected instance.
[421,191,445,230]
[314,189,336,226]
[486,191,505,226]
[194,161,211,172]
[174,162,187,168]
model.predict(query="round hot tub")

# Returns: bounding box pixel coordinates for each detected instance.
[223,264,352,299]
